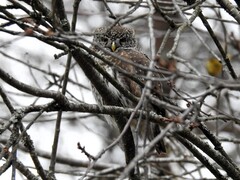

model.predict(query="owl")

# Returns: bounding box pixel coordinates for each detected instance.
[91,26,166,153]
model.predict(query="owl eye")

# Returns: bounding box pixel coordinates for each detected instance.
[120,37,127,45]
[100,37,108,44]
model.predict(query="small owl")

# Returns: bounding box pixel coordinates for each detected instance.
[91,26,166,153]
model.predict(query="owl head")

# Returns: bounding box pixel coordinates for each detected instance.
[93,26,137,52]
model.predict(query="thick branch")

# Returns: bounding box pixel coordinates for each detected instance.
[176,130,240,179]
[175,133,227,180]
[71,47,136,179]
[0,67,68,105]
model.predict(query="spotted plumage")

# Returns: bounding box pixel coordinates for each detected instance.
[91,26,166,153]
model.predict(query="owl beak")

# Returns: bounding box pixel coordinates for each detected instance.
[111,41,116,52]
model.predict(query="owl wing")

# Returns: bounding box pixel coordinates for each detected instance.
[114,48,166,153]
[115,49,163,101]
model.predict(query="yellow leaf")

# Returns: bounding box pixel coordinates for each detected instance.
[206,58,223,76]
